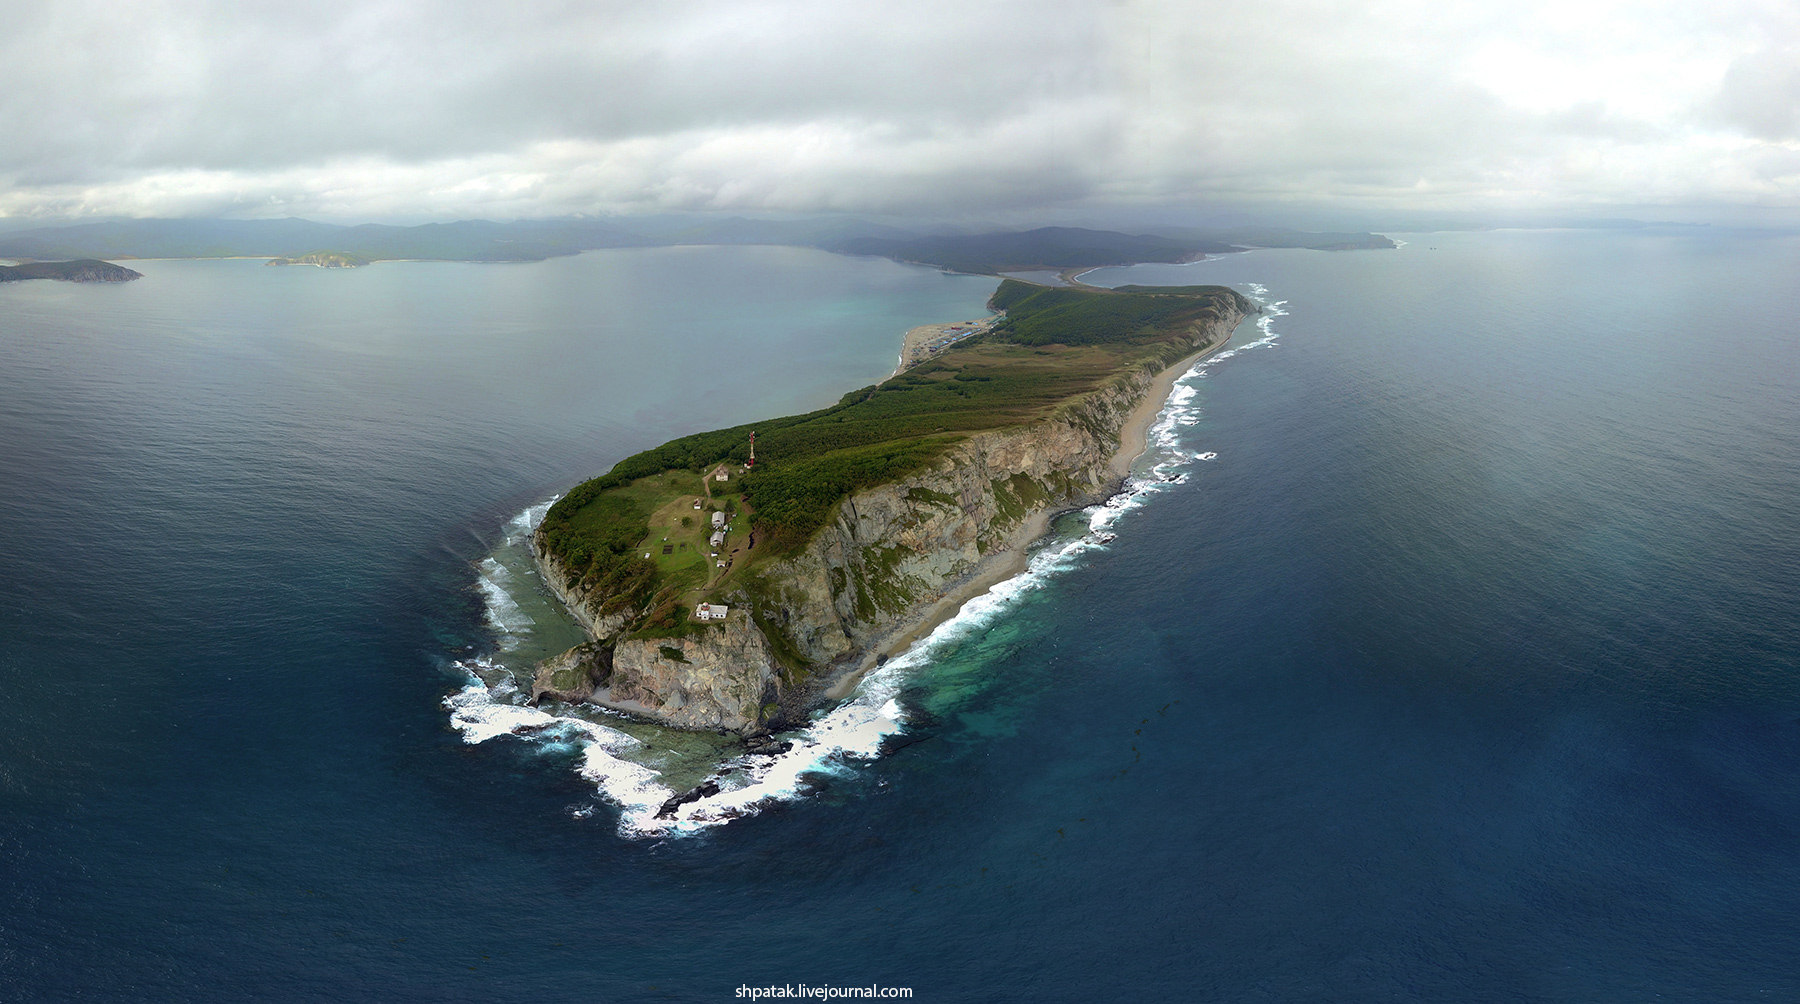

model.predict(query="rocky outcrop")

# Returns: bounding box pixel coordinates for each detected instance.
[529,641,610,704]
[532,296,1252,734]
[657,779,721,818]
[606,617,780,730]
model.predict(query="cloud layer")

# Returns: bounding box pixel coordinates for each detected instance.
[3,0,1797,222]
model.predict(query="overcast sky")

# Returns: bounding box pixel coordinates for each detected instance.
[3,0,1797,225]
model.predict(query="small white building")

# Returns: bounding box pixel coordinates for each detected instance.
[710,530,726,548]
[715,470,729,482]
[711,510,726,529]
[694,602,729,621]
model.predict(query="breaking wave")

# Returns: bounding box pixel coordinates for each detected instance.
[444,285,1285,838]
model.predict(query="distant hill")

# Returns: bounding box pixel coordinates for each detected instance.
[1155,225,1396,251]
[831,226,1243,274]
[0,218,655,263]
[0,258,142,283]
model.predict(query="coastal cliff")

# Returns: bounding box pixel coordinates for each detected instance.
[528,286,1252,734]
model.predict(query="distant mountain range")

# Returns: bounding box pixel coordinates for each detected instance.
[0,217,1394,275]
[1161,226,1398,252]
[822,224,1394,273]
[830,227,1241,274]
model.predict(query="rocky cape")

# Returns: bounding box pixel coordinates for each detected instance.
[529,294,1254,735]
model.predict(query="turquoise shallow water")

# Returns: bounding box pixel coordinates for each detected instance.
[4,232,1800,1001]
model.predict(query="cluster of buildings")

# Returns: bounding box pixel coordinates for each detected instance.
[693,461,749,619]
[923,317,993,356]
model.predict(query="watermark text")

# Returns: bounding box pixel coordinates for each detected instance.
[736,984,912,999]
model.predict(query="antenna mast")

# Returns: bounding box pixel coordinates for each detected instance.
[747,430,756,467]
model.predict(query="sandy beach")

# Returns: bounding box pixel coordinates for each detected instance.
[1111,338,1228,479]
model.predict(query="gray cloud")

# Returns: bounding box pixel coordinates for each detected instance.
[1713,46,1800,140]
[1,0,1796,221]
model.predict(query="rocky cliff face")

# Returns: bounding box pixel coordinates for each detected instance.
[531,297,1251,733]
[608,620,780,730]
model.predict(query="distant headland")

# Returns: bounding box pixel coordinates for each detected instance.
[0,258,141,283]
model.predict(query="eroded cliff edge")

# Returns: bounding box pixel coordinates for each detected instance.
[529,287,1254,734]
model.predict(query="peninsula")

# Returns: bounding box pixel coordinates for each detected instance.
[529,280,1255,734]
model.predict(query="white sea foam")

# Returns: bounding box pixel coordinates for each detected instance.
[445,656,676,832]
[474,559,534,646]
[449,284,1286,837]
[470,498,560,648]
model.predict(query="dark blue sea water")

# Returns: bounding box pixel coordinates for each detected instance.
[4,232,1800,1001]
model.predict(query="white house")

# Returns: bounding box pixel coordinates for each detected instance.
[694,602,729,621]
[710,530,726,548]
[711,510,726,528]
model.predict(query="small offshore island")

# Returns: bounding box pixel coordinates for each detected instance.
[528,279,1256,737]
[264,250,371,268]
[0,258,141,283]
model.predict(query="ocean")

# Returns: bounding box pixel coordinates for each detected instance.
[3,231,1799,1001]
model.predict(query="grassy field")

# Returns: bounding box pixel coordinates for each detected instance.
[537,280,1247,636]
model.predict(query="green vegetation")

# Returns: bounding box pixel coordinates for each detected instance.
[905,486,961,510]
[988,282,1243,347]
[989,473,1052,530]
[537,280,1249,628]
